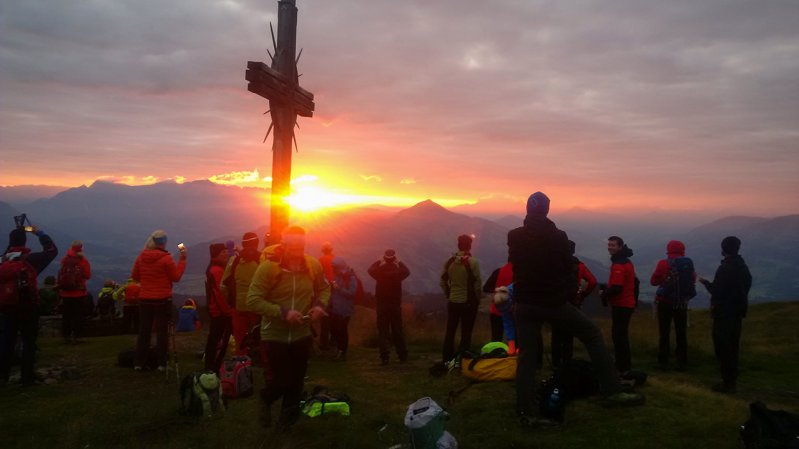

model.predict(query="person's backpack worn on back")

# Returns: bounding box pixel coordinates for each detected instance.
[58,256,84,291]
[180,371,226,418]
[220,356,253,399]
[657,257,697,303]
[98,290,114,316]
[0,252,38,306]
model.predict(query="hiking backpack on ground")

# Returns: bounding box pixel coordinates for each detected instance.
[657,257,696,303]
[58,256,84,291]
[740,401,799,449]
[460,344,516,382]
[301,386,351,417]
[405,397,457,449]
[0,252,38,306]
[537,359,600,422]
[220,356,253,399]
[180,371,226,418]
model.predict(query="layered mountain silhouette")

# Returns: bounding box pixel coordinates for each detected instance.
[1,183,796,304]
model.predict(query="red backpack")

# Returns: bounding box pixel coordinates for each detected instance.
[58,256,84,291]
[0,252,39,306]
[220,356,254,399]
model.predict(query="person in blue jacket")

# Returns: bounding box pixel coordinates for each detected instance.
[176,298,200,332]
[328,257,358,361]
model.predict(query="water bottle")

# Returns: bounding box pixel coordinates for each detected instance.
[547,388,563,422]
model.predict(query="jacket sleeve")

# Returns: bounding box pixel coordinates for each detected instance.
[246,262,283,319]
[580,264,597,298]
[81,258,92,281]
[211,266,232,316]
[339,275,358,299]
[367,261,381,280]
[131,257,141,283]
[398,262,410,281]
[26,232,58,274]
[219,260,234,302]
[439,259,451,296]
[650,260,669,286]
[165,254,186,282]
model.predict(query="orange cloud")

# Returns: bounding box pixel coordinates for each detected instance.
[209,169,261,186]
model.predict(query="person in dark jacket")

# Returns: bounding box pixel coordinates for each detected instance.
[1,226,58,386]
[508,192,643,425]
[368,249,411,365]
[600,236,637,375]
[699,236,752,394]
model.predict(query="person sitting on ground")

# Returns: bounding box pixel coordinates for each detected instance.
[493,284,518,355]
[176,298,200,333]
[97,280,117,319]
[115,278,141,334]
[328,257,358,361]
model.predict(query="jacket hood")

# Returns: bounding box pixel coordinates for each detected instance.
[666,240,686,258]
[66,248,83,258]
[4,246,31,258]
[138,248,172,263]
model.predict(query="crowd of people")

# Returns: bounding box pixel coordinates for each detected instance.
[0,191,753,429]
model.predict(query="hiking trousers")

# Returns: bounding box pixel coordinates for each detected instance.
[204,315,232,373]
[657,302,688,367]
[376,300,407,360]
[61,296,84,339]
[515,301,620,415]
[0,310,38,384]
[611,306,634,373]
[261,337,312,419]
[442,300,478,362]
[329,314,351,354]
[136,300,169,367]
[232,310,259,356]
[712,317,742,386]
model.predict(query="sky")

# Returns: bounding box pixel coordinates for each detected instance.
[1,0,798,217]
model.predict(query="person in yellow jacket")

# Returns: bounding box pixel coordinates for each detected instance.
[247,225,330,430]
[220,232,261,356]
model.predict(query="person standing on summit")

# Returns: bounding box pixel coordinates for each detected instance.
[440,234,482,365]
[601,236,638,377]
[58,240,91,344]
[368,249,411,365]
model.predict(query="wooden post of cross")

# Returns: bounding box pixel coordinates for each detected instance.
[245,0,315,244]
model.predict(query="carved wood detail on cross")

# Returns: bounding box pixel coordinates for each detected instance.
[245,0,315,244]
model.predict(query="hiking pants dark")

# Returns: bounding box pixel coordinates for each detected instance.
[376,300,407,360]
[329,314,351,354]
[261,338,312,419]
[712,317,742,386]
[657,302,688,367]
[136,301,169,367]
[0,311,38,384]
[490,313,504,342]
[61,296,84,339]
[515,302,620,414]
[122,304,140,334]
[611,306,634,373]
[551,327,574,368]
[318,314,332,350]
[442,300,478,363]
[204,315,232,373]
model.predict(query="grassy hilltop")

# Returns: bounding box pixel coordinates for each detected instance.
[2,301,798,449]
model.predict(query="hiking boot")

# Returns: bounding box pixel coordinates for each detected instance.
[604,391,646,407]
[133,366,143,372]
[711,382,736,394]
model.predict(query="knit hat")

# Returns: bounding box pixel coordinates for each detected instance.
[721,236,741,256]
[526,191,550,216]
[241,232,259,248]
[209,243,226,258]
[383,249,396,261]
[457,234,473,252]
[666,240,686,257]
[149,230,168,248]
[8,228,26,247]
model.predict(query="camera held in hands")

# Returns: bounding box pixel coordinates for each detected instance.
[13,214,34,232]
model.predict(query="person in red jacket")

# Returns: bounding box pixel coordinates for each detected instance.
[203,243,232,373]
[600,236,637,375]
[131,230,186,371]
[58,240,91,344]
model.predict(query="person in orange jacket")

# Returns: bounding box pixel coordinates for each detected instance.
[600,236,637,375]
[131,230,186,371]
[58,240,91,344]
[203,243,232,373]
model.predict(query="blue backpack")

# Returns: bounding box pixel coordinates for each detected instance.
[657,257,696,302]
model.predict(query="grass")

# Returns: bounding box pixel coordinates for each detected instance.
[1,301,797,449]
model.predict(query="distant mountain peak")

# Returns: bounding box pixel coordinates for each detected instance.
[396,199,458,219]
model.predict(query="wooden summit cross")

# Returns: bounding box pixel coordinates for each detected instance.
[245,0,315,245]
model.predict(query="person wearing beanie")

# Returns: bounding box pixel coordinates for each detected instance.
[1,224,58,386]
[246,225,331,430]
[600,236,638,376]
[439,234,482,365]
[316,241,336,351]
[204,243,232,373]
[368,249,411,365]
[131,230,187,372]
[58,240,92,344]
[508,192,643,425]
[699,236,752,394]
[221,231,262,358]
[328,257,358,361]
[650,240,697,370]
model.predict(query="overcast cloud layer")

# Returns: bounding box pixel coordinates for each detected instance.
[1,0,797,215]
